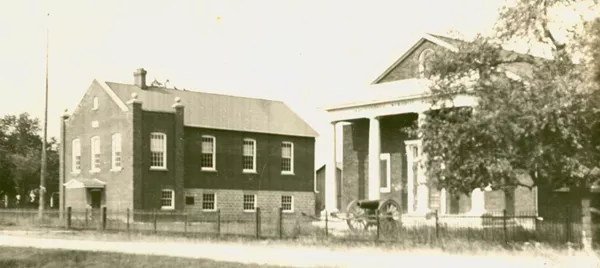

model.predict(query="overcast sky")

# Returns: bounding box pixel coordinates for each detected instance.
[0,0,506,167]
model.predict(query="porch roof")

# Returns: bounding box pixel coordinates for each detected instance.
[63,178,106,189]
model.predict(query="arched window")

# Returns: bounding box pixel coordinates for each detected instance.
[418,49,434,78]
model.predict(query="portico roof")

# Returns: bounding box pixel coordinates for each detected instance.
[63,178,106,189]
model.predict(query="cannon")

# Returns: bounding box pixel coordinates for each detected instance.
[345,198,402,233]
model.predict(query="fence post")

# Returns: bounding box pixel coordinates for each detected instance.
[503,209,507,244]
[279,207,283,239]
[102,207,107,231]
[435,210,439,240]
[256,207,261,240]
[126,208,130,232]
[376,209,380,242]
[565,205,571,243]
[184,213,188,234]
[66,207,72,229]
[217,209,221,237]
[325,210,329,238]
[153,209,157,234]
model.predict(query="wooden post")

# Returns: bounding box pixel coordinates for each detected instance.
[102,207,107,231]
[256,207,261,240]
[126,208,130,232]
[279,207,283,239]
[66,207,71,229]
[376,209,380,241]
[184,213,188,234]
[435,209,439,240]
[565,205,571,243]
[503,209,507,244]
[85,208,88,228]
[153,209,157,234]
[217,209,221,237]
[325,210,329,238]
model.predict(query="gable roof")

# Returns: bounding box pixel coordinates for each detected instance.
[371,33,546,85]
[371,33,459,84]
[103,81,319,138]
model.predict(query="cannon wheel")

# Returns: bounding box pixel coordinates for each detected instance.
[346,199,369,232]
[378,199,402,234]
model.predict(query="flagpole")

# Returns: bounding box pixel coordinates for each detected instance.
[39,12,49,218]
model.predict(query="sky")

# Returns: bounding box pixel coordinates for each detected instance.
[0,0,507,167]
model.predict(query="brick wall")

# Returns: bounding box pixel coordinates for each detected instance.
[183,189,315,219]
[183,127,315,192]
[378,40,439,83]
[341,114,417,212]
[62,80,134,212]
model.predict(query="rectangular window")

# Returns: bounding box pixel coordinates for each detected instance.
[242,139,256,172]
[111,133,122,170]
[202,193,216,211]
[201,135,216,170]
[185,196,195,205]
[161,189,174,210]
[243,194,256,212]
[150,133,166,169]
[281,142,293,174]
[72,139,81,172]
[91,136,101,171]
[281,195,293,212]
[380,153,391,193]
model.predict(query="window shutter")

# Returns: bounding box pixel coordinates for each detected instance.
[380,159,388,188]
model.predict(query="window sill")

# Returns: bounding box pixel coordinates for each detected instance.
[380,188,391,193]
[243,210,256,213]
[89,169,101,174]
[110,168,122,172]
[150,167,168,171]
[243,170,257,174]
[161,207,174,211]
[282,210,294,214]
[71,171,81,175]
[202,209,218,212]
[201,168,217,172]
[281,172,295,176]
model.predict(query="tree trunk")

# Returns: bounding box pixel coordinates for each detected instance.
[580,189,593,251]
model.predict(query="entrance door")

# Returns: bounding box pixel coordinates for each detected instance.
[90,189,102,209]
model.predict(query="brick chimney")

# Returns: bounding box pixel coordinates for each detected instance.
[133,68,147,89]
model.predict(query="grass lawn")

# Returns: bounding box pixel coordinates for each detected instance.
[0,246,289,268]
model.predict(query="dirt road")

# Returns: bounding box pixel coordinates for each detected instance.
[0,233,596,268]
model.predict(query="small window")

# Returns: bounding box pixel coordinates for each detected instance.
[281,142,294,174]
[150,132,167,169]
[418,49,434,78]
[281,195,294,212]
[201,135,216,170]
[92,97,99,110]
[380,153,391,193]
[243,194,256,212]
[90,136,101,171]
[71,139,81,172]
[161,189,174,210]
[111,133,122,170]
[202,193,216,211]
[242,139,256,172]
[185,196,195,205]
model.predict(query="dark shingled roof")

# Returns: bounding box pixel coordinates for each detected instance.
[105,82,319,138]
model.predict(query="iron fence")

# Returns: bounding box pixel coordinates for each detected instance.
[0,207,593,248]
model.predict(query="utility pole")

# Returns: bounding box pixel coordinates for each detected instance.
[39,13,50,219]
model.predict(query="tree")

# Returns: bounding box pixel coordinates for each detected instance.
[415,0,600,249]
[0,113,59,208]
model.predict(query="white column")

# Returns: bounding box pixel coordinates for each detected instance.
[368,116,381,201]
[469,188,486,215]
[405,143,415,214]
[440,188,447,215]
[415,112,429,214]
[323,122,338,215]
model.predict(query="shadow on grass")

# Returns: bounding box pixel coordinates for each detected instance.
[0,246,289,268]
